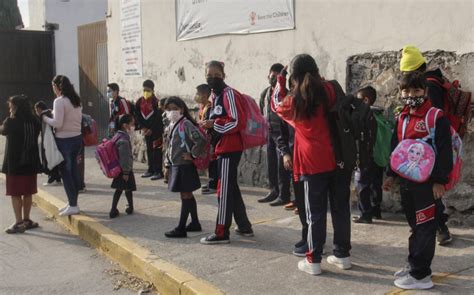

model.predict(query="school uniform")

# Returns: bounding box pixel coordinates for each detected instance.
[111,131,136,191]
[387,100,453,280]
[199,103,218,190]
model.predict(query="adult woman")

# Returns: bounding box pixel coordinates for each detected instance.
[271,54,352,275]
[1,95,41,233]
[44,75,83,216]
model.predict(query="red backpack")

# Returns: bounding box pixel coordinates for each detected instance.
[239,94,268,149]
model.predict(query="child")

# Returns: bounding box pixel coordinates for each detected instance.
[110,114,136,218]
[383,72,452,290]
[163,96,207,238]
[35,101,62,186]
[195,84,218,194]
[200,61,253,245]
[160,97,170,184]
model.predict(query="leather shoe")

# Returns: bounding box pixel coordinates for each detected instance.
[258,192,278,203]
[270,199,289,207]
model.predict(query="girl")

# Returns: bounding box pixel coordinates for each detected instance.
[110,114,136,218]
[271,54,352,275]
[199,61,253,244]
[1,95,41,233]
[383,72,452,290]
[43,75,83,216]
[164,96,207,238]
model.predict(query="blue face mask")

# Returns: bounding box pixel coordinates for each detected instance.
[107,91,113,99]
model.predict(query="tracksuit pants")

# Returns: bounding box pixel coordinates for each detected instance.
[303,170,352,263]
[355,162,384,218]
[215,151,252,238]
[267,134,291,201]
[400,180,439,279]
[293,180,307,241]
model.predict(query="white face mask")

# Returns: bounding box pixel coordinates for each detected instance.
[167,110,183,123]
[127,126,135,137]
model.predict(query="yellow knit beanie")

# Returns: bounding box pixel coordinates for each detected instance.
[400,45,426,72]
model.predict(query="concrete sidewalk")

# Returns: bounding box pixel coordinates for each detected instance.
[13,146,474,294]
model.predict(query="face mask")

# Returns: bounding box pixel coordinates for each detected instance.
[401,96,426,108]
[143,90,153,99]
[167,110,183,123]
[107,91,113,100]
[127,126,135,137]
[269,76,277,87]
[207,77,225,93]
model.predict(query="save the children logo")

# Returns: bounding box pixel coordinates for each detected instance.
[249,11,257,25]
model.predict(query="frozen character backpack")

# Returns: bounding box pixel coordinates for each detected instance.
[95,133,125,178]
[177,119,211,170]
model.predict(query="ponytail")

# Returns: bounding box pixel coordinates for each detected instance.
[52,75,81,108]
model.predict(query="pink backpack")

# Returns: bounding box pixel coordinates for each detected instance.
[177,120,211,170]
[239,94,268,149]
[95,134,124,178]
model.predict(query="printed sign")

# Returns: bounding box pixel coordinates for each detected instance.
[121,0,143,76]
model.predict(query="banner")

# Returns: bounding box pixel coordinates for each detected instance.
[121,0,143,76]
[176,0,295,41]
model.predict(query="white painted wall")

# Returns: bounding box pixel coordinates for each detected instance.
[107,0,474,103]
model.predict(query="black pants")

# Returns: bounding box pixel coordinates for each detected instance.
[304,170,352,263]
[436,199,449,230]
[215,151,252,237]
[77,143,85,190]
[355,162,384,218]
[145,135,163,174]
[400,180,438,280]
[208,159,218,189]
[267,134,291,201]
[293,180,307,241]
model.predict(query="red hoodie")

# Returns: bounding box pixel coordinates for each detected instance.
[271,74,337,180]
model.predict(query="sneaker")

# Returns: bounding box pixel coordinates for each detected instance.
[294,239,306,248]
[297,259,321,275]
[150,173,164,180]
[58,206,80,216]
[43,181,61,186]
[437,226,453,245]
[200,234,230,245]
[59,204,69,212]
[142,172,153,178]
[165,228,187,238]
[109,208,119,219]
[234,227,254,237]
[293,242,308,257]
[78,188,87,194]
[394,264,411,278]
[201,184,209,190]
[327,255,352,270]
[352,216,372,224]
[202,188,217,195]
[185,222,202,232]
[394,274,434,290]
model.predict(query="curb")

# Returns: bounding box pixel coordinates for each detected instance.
[33,188,224,295]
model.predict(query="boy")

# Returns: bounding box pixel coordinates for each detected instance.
[107,83,132,136]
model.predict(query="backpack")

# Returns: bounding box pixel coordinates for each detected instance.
[372,110,394,167]
[95,134,124,178]
[239,94,268,150]
[82,114,98,146]
[427,77,472,138]
[325,82,376,171]
[177,120,211,170]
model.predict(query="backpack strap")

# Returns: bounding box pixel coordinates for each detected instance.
[120,98,130,114]
[177,119,191,153]
[425,107,441,139]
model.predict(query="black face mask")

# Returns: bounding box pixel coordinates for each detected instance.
[207,77,225,93]
[401,96,426,108]
[269,76,277,87]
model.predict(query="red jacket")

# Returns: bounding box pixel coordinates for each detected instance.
[209,86,245,155]
[271,75,337,180]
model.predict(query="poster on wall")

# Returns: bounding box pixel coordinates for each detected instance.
[176,0,295,41]
[120,0,143,76]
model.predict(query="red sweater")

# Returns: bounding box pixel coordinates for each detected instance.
[271,75,337,180]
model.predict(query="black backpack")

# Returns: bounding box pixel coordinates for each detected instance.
[325,81,376,171]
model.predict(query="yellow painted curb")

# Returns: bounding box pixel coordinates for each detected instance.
[33,187,224,295]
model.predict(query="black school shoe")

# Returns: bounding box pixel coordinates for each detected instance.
[235,227,254,237]
[125,206,134,215]
[437,226,453,245]
[258,192,278,203]
[185,222,202,232]
[165,228,187,238]
[151,173,164,181]
[372,207,383,220]
[109,208,119,219]
[200,234,230,245]
[352,215,372,224]
[142,172,153,178]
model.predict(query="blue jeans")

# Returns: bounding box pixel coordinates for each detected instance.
[56,135,82,206]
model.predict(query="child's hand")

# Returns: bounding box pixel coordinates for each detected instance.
[202,120,214,129]
[283,154,293,171]
[122,174,130,182]
[433,183,446,199]
[383,177,394,191]
[182,153,193,161]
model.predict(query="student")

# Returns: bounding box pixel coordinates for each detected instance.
[1,95,41,233]
[107,83,131,136]
[195,83,218,195]
[109,114,136,218]
[383,72,452,290]
[35,101,62,186]
[163,96,207,238]
[200,61,253,244]
[135,80,164,180]
[160,97,170,184]
[271,54,352,275]
[400,45,452,245]
[352,86,385,223]
[258,63,292,207]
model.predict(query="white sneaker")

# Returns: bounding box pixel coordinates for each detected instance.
[43,181,61,186]
[394,274,434,290]
[59,206,80,216]
[327,255,352,270]
[297,259,321,275]
[59,204,69,213]
[394,264,411,278]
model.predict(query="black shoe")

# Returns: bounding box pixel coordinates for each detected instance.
[269,198,289,207]
[258,192,278,203]
[185,222,202,232]
[352,216,372,224]
[142,172,153,178]
[151,173,164,180]
[109,208,119,219]
[125,206,134,215]
[372,207,383,219]
[165,228,187,238]
[437,226,453,245]
[293,242,308,257]
[200,234,230,244]
[234,227,254,237]
[294,239,306,248]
